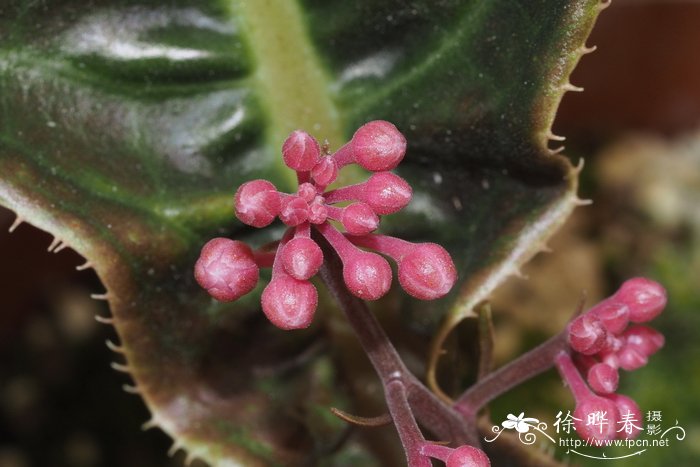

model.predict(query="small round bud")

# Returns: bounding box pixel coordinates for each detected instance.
[616,346,648,371]
[569,314,608,355]
[311,157,338,187]
[282,130,320,171]
[621,325,665,356]
[574,396,620,443]
[297,182,317,203]
[600,334,624,354]
[615,277,667,323]
[307,197,328,224]
[606,394,643,440]
[279,196,309,226]
[280,237,323,280]
[352,120,407,171]
[592,300,629,334]
[343,251,392,300]
[446,445,491,467]
[600,350,620,369]
[341,203,380,235]
[364,172,412,215]
[234,180,281,228]
[587,363,619,394]
[261,276,317,330]
[398,243,457,300]
[194,238,259,302]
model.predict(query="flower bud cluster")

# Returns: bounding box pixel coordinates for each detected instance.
[557,278,667,443]
[195,121,458,330]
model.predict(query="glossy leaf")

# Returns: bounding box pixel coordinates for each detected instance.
[0,0,604,464]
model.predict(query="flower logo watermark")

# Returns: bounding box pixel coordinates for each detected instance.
[484,409,686,461]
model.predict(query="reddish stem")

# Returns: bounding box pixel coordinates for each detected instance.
[347,233,414,260]
[315,221,357,259]
[331,142,354,168]
[324,182,365,204]
[385,380,431,467]
[315,232,478,447]
[453,330,569,419]
[419,443,453,462]
[554,351,591,402]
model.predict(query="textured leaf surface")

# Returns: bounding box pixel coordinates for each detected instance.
[0,0,603,464]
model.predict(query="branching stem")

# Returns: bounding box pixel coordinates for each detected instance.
[316,235,478,450]
[453,330,569,419]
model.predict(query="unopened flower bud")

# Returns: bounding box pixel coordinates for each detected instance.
[446,445,491,467]
[621,325,665,357]
[311,157,338,187]
[352,120,407,172]
[282,130,320,171]
[398,243,457,300]
[587,363,619,394]
[343,251,392,300]
[261,276,317,330]
[615,277,667,323]
[340,203,380,235]
[569,314,607,355]
[234,180,281,228]
[574,396,620,443]
[280,237,323,280]
[363,172,412,215]
[279,196,309,226]
[592,300,629,334]
[194,238,259,302]
[606,394,643,440]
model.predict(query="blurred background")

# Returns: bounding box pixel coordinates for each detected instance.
[1,1,699,465]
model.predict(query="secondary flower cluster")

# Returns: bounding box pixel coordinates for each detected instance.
[557,278,667,443]
[195,121,457,330]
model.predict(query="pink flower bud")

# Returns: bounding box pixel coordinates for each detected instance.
[364,172,412,215]
[261,276,317,330]
[574,396,620,443]
[194,238,259,302]
[351,120,407,171]
[587,363,619,394]
[621,325,665,356]
[307,197,328,224]
[343,251,392,300]
[340,203,380,235]
[282,130,320,171]
[599,333,624,354]
[234,180,281,228]
[569,314,608,355]
[616,346,648,371]
[398,243,457,300]
[606,394,643,440]
[280,237,323,280]
[297,182,317,203]
[446,445,491,467]
[600,350,620,369]
[615,277,667,323]
[592,300,629,334]
[311,157,338,187]
[279,196,309,226]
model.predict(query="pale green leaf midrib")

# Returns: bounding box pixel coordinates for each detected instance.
[228,0,343,189]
